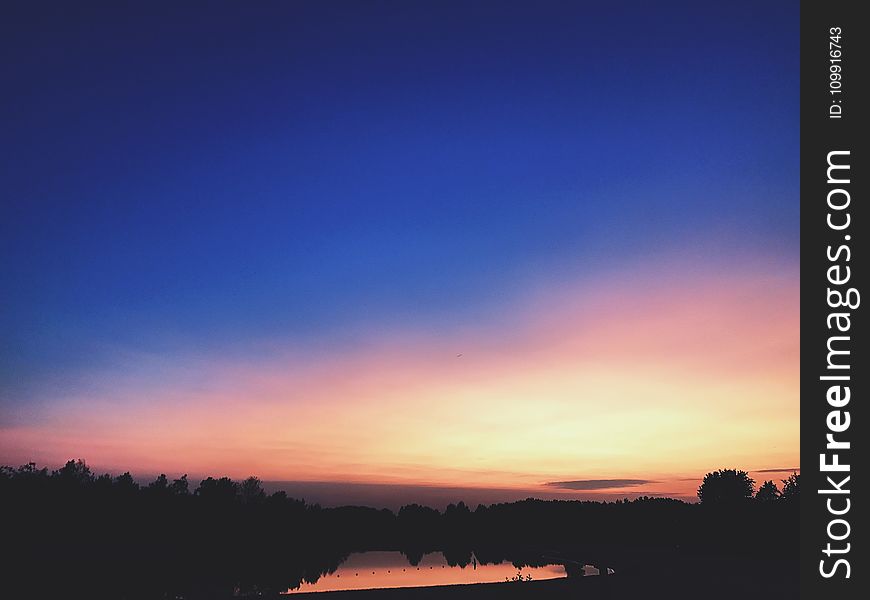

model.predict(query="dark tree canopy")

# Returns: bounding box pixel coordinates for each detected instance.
[240,476,267,504]
[755,480,780,502]
[697,469,755,504]
[148,474,169,491]
[56,458,92,484]
[196,476,239,502]
[114,471,139,492]
[781,472,800,501]
[170,474,190,495]
[2,460,799,598]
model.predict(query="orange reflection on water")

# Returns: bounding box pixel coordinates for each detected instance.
[281,551,566,594]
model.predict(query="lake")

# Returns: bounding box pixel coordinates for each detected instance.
[281,551,588,594]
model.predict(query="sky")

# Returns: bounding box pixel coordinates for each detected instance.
[0,1,799,505]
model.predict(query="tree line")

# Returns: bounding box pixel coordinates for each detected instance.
[1,460,798,599]
[696,468,800,504]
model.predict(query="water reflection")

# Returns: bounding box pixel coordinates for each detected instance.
[282,551,568,594]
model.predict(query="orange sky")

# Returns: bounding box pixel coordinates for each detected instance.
[0,255,799,502]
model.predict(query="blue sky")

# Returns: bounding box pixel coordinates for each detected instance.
[1,0,798,467]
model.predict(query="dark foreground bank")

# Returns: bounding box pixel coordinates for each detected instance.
[2,462,798,599]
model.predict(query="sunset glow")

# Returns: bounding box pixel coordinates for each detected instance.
[0,1,799,507]
[1,6,804,600]
[0,254,798,501]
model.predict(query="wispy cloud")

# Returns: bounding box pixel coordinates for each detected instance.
[755,468,800,473]
[545,479,656,491]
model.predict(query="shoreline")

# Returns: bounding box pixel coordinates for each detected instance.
[284,555,797,599]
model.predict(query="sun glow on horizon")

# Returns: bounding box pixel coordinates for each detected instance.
[0,255,799,500]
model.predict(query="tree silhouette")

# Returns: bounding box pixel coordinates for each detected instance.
[114,471,139,492]
[2,459,799,598]
[170,474,189,495]
[755,480,780,502]
[240,476,266,504]
[780,472,800,501]
[697,469,755,504]
[94,472,113,491]
[401,547,425,566]
[445,500,471,518]
[196,476,238,502]
[55,458,93,485]
[149,474,169,491]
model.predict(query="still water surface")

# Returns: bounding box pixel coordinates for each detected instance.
[282,551,574,594]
